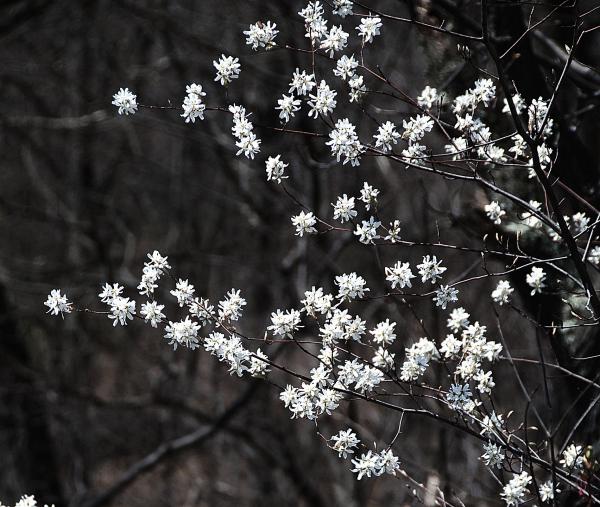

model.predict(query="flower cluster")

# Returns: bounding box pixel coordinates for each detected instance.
[181,83,206,123]
[230,104,261,159]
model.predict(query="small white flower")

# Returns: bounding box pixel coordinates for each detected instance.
[500,472,532,506]
[485,201,506,224]
[213,54,241,86]
[320,25,349,57]
[385,261,415,289]
[276,94,301,123]
[359,182,379,210]
[588,246,600,266]
[447,307,470,331]
[491,280,513,305]
[265,155,289,183]
[332,194,357,223]
[112,88,138,115]
[140,301,165,328]
[44,289,73,317]
[292,210,318,237]
[108,296,136,327]
[326,118,364,166]
[289,68,316,96]
[417,255,447,284]
[268,309,302,337]
[348,75,367,103]
[235,131,261,159]
[354,216,381,244]
[334,54,358,80]
[384,220,402,242]
[433,285,459,309]
[370,319,396,345]
[372,346,395,369]
[243,21,279,50]
[356,16,382,44]
[165,316,200,350]
[402,115,434,143]
[99,282,124,303]
[539,481,559,503]
[170,279,195,307]
[307,80,337,118]
[481,442,504,469]
[218,289,247,322]
[332,0,353,17]
[373,121,400,153]
[417,86,440,109]
[181,83,206,123]
[526,266,546,295]
[560,443,583,469]
[330,428,360,458]
[335,272,369,301]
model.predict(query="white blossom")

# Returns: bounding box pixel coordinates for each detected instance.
[265,155,289,183]
[140,301,165,328]
[417,86,440,109]
[268,309,302,337]
[332,194,357,223]
[213,54,241,86]
[99,282,124,303]
[402,115,434,143]
[307,80,337,118]
[108,296,136,327]
[491,280,513,305]
[335,272,369,301]
[244,21,278,50]
[291,210,318,236]
[385,261,415,289]
[289,68,316,96]
[433,285,459,309]
[560,443,583,469]
[299,1,327,42]
[485,201,506,224]
[481,442,504,469]
[373,121,400,153]
[526,266,546,295]
[320,25,348,57]
[181,83,206,123]
[539,481,559,503]
[500,472,532,506]
[333,54,358,80]
[330,428,360,458]
[359,182,379,210]
[446,383,472,411]
[356,16,382,44]
[326,118,363,166]
[218,289,247,322]
[44,289,72,317]
[384,220,402,242]
[354,216,381,244]
[417,255,447,284]
[372,347,395,369]
[370,319,396,345]
[235,131,261,159]
[447,307,470,331]
[170,278,195,307]
[332,0,353,17]
[112,87,138,115]
[276,94,301,123]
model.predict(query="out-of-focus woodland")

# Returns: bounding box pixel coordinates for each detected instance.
[1,0,600,505]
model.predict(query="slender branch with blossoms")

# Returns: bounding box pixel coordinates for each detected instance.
[38,1,600,506]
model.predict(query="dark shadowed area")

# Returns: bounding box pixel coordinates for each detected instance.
[2,1,600,506]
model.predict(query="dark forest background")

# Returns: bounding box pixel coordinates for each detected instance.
[1,1,600,505]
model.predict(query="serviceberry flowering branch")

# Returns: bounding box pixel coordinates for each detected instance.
[41,1,600,505]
